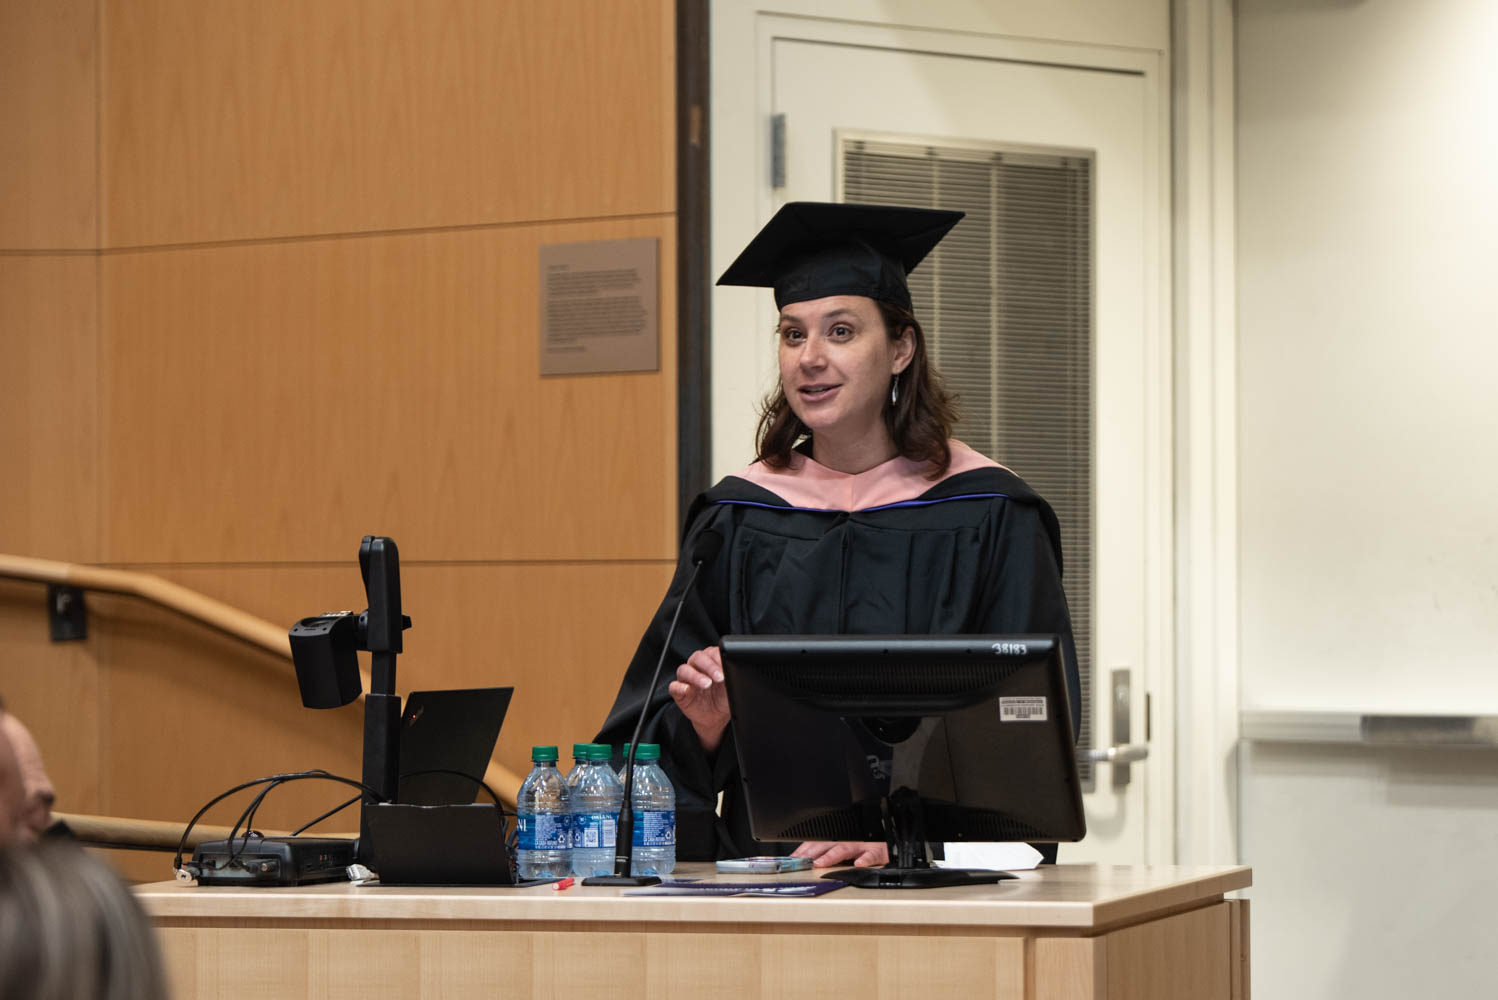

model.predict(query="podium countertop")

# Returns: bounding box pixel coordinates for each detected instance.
[135,862,1251,931]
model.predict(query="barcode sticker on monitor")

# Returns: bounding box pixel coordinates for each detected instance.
[1000,697,1048,722]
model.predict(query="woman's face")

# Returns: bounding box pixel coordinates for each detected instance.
[777,295,913,443]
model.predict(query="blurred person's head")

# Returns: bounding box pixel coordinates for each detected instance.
[0,705,23,846]
[0,839,170,1000]
[0,708,56,841]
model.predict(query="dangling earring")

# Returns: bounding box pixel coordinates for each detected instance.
[890,374,900,406]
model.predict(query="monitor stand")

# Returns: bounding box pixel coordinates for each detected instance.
[818,788,1020,890]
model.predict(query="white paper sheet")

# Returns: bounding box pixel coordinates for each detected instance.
[934,842,1043,871]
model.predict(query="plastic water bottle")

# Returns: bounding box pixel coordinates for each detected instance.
[566,743,591,798]
[628,743,676,876]
[516,746,571,880]
[571,745,623,877]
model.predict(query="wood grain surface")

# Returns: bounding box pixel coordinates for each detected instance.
[99,216,678,564]
[0,579,103,813]
[1036,936,1106,1000]
[0,0,98,249]
[102,0,675,247]
[1103,901,1232,1000]
[0,558,672,882]
[139,865,1252,1000]
[0,257,100,563]
[137,864,1252,929]
[153,925,1026,1000]
[1,0,681,888]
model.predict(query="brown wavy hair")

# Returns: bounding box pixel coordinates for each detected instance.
[755,301,959,476]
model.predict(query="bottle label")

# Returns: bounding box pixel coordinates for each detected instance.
[517,813,570,851]
[632,809,676,848]
[573,813,617,849]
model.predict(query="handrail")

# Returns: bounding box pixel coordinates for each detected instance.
[54,811,356,853]
[1,553,291,657]
[1241,709,1498,749]
[0,553,524,810]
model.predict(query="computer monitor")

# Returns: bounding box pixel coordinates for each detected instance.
[719,633,1085,889]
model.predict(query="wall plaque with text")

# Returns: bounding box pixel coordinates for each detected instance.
[538,237,659,376]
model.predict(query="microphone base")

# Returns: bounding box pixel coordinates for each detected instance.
[581,874,663,887]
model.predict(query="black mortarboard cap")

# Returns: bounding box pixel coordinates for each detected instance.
[715,202,964,312]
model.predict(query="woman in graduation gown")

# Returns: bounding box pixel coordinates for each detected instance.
[596,202,1080,866]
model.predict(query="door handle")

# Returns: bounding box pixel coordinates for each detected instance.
[1084,668,1147,787]
[1080,744,1149,764]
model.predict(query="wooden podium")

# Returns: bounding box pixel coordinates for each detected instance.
[136,863,1250,999]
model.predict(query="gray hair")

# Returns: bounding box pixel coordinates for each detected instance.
[0,840,169,1000]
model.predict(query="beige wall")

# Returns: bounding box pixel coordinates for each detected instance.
[0,0,679,879]
[1236,0,1498,996]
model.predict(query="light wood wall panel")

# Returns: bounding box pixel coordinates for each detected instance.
[102,0,676,248]
[3,0,681,866]
[99,217,677,564]
[0,0,98,249]
[140,561,677,784]
[86,585,364,833]
[85,583,363,885]
[1,560,670,876]
[0,580,102,816]
[0,256,100,563]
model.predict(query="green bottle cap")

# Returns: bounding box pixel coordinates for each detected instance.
[531,745,559,762]
[588,744,614,760]
[636,743,661,761]
[572,743,590,759]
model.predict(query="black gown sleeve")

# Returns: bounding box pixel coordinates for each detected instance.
[976,497,1083,738]
[975,496,1082,865]
[593,504,735,861]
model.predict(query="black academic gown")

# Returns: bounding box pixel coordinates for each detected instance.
[595,462,1080,861]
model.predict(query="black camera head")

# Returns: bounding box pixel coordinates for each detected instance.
[289,612,363,709]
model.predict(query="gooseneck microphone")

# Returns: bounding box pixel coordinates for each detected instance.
[582,528,725,887]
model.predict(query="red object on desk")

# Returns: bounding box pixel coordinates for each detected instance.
[552,878,574,891]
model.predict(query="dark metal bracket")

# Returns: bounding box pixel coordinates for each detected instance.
[47,584,88,642]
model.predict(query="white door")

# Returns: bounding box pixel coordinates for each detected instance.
[762,33,1169,865]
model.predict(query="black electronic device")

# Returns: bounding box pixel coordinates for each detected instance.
[191,836,356,887]
[288,611,363,709]
[287,536,411,867]
[203,536,531,890]
[362,803,514,885]
[178,537,522,890]
[399,688,513,805]
[719,633,1085,889]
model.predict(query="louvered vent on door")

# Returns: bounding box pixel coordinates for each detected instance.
[842,136,1096,780]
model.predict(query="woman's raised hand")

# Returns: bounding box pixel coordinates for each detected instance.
[668,646,731,753]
